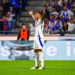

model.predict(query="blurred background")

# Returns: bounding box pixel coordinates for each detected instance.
[0,0,75,36]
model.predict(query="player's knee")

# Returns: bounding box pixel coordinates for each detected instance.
[39,53,43,58]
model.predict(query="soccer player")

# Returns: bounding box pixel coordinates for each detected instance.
[29,10,45,69]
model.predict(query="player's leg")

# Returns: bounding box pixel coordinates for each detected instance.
[31,50,39,69]
[36,38,45,69]
[35,52,39,68]
[38,51,45,69]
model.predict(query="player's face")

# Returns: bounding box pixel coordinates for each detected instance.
[22,25,26,30]
[35,13,41,20]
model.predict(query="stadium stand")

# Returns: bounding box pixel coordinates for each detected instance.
[0,0,75,36]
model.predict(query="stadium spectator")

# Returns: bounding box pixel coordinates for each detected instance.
[63,0,68,6]
[6,12,12,23]
[22,0,27,11]
[17,24,30,41]
[0,5,3,16]
[22,17,31,32]
[51,6,59,19]
[49,0,55,6]
[67,19,75,33]
[49,15,56,25]
[9,0,20,18]
[7,6,16,29]
[63,21,68,33]
[61,6,74,22]
[55,18,63,30]
[58,0,63,7]
[49,21,57,34]
[2,15,9,34]
[0,17,3,32]
[43,5,50,20]
[0,0,28,34]
[71,1,75,14]
[0,0,2,5]
[0,0,75,35]
[44,18,49,33]
[74,14,75,23]
[45,1,52,12]
[25,18,31,31]
[54,0,61,13]
[8,6,15,18]
[2,0,10,14]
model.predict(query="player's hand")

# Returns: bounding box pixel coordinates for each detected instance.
[29,10,33,16]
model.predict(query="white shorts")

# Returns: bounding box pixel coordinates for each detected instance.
[33,37,44,49]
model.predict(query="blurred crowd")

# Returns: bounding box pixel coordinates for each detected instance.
[0,0,75,35]
[42,0,75,35]
[0,0,27,34]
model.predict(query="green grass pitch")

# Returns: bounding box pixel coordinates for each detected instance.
[0,61,75,75]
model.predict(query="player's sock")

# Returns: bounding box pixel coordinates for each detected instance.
[35,53,39,67]
[39,52,44,68]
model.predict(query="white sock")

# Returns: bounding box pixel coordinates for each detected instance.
[35,53,39,67]
[39,52,44,68]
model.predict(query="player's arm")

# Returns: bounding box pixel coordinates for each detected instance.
[29,10,36,20]
[42,8,46,21]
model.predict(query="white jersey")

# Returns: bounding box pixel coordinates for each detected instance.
[67,22,75,32]
[33,18,44,49]
[61,10,74,20]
